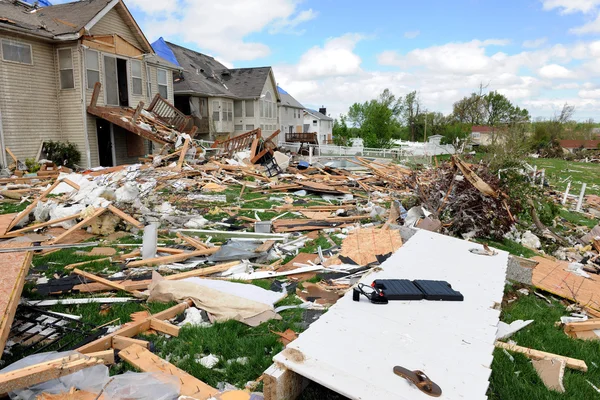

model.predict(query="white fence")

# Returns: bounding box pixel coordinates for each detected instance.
[278,141,456,159]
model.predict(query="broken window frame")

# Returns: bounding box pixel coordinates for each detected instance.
[157,68,168,99]
[85,49,100,90]
[1,39,33,65]
[58,48,75,90]
[131,60,143,96]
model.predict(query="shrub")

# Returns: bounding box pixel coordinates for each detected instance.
[25,158,40,173]
[43,141,81,168]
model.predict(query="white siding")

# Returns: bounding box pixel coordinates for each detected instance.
[89,8,143,49]
[0,33,61,165]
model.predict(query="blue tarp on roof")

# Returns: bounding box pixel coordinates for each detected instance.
[151,37,180,67]
[277,86,289,95]
[21,0,52,6]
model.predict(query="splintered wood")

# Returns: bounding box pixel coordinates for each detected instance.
[119,344,218,399]
[340,228,402,266]
[532,256,600,312]
[0,242,33,359]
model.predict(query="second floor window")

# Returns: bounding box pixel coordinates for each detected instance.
[234,101,242,118]
[245,100,254,117]
[131,60,143,96]
[58,48,74,89]
[224,102,233,121]
[85,49,99,90]
[1,40,32,65]
[157,68,168,98]
[212,101,220,121]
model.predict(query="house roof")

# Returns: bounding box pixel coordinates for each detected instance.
[0,0,153,52]
[305,109,333,121]
[220,67,273,99]
[559,140,600,149]
[471,125,494,133]
[278,86,304,109]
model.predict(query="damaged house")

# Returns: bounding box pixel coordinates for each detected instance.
[161,40,285,141]
[0,0,183,168]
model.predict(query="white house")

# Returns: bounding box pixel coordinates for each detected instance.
[304,108,333,144]
[278,86,304,139]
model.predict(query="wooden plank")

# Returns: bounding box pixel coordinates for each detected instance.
[0,243,32,359]
[0,351,112,395]
[176,138,191,171]
[176,232,208,249]
[156,247,185,254]
[126,247,219,268]
[263,363,309,400]
[50,207,107,244]
[6,180,60,232]
[256,240,276,253]
[564,319,600,333]
[65,257,112,270]
[149,318,180,336]
[119,344,218,399]
[107,205,144,230]
[0,213,80,238]
[73,268,146,298]
[78,301,192,354]
[111,335,149,351]
[495,341,587,372]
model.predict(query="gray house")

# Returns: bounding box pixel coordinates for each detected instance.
[164,41,282,140]
[277,86,304,138]
[0,0,180,168]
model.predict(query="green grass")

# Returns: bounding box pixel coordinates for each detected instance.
[477,238,538,258]
[0,201,30,215]
[529,158,600,196]
[32,247,119,278]
[559,209,598,229]
[489,286,600,399]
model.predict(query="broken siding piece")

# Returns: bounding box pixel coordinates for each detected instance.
[119,344,218,399]
[495,342,587,372]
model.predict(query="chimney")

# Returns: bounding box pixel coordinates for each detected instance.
[319,106,327,115]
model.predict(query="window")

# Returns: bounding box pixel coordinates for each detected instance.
[313,120,318,126]
[260,124,264,131]
[245,100,254,117]
[212,101,220,121]
[224,102,233,121]
[58,48,74,89]
[85,49,100,89]
[472,132,481,139]
[246,124,254,130]
[131,60,143,95]
[157,68,168,98]
[234,101,242,118]
[259,100,264,118]
[1,39,32,64]
[234,124,243,131]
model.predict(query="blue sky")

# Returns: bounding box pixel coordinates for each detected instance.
[96,1,600,119]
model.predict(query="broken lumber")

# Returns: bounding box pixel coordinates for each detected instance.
[176,137,191,171]
[0,213,81,238]
[77,300,192,354]
[111,335,149,351]
[107,205,144,230]
[149,318,180,336]
[126,247,219,267]
[495,341,587,372]
[0,351,113,395]
[50,207,108,244]
[6,180,61,232]
[119,344,218,399]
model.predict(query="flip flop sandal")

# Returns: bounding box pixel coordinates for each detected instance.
[393,366,442,397]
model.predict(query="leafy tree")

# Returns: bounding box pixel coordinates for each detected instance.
[452,93,486,125]
[347,89,403,148]
[332,115,351,146]
[440,122,471,152]
[402,91,420,141]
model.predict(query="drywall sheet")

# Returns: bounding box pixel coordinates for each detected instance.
[273,229,509,400]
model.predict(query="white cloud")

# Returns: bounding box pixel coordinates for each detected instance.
[570,14,600,34]
[538,64,574,78]
[523,37,548,48]
[291,34,364,79]
[555,82,581,89]
[404,30,420,39]
[134,0,315,61]
[579,88,600,98]
[541,0,600,14]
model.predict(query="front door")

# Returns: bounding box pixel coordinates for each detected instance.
[96,119,114,167]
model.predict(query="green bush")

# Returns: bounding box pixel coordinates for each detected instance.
[42,141,81,169]
[25,158,40,173]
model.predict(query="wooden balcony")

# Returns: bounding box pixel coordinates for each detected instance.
[285,132,318,144]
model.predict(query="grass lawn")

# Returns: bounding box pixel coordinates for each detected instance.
[529,158,600,196]
[489,284,600,399]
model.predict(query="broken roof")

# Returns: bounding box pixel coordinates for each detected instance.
[305,108,333,121]
[278,86,304,109]
[0,0,153,52]
[219,67,273,99]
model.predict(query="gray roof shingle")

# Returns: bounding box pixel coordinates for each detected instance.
[306,108,333,121]
[219,67,272,99]
[278,88,304,109]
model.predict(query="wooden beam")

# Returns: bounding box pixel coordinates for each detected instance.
[564,319,600,333]
[89,82,101,108]
[77,300,192,354]
[0,351,113,395]
[156,247,185,254]
[163,261,240,281]
[65,257,112,271]
[132,101,144,123]
[176,232,208,249]
[111,335,149,351]
[107,205,144,230]
[6,179,61,232]
[176,138,191,171]
[126,247,219,268]
[495,341,587,372]
[73,268,146,298]
[149,318,180,336]
[61,178,81,190]
[0,213,80,238]
[50,207,107,244]
[119,344,218,399]
[263,363,309,400]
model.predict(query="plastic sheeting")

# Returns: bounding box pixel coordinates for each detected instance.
[103,372,180,400]
[150,37,180,67]
[208,240,266,262]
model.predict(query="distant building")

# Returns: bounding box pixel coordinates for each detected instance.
[277,86,304,136]
[304,108,333,144]
[427,135,443,145]
[559,140,600,153]
[471,126,496,146]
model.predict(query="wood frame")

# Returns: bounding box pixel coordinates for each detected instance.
[495,341,587,372]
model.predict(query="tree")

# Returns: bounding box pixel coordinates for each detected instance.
[403,91,420,141]
[452,92,487,125]
[346,89,403,148]
[440,123,471,152]
[332,115,351,146]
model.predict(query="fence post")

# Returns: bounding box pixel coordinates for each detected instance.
[562,182,571,205]
[309,146,313,165]
[576,183,587,212]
